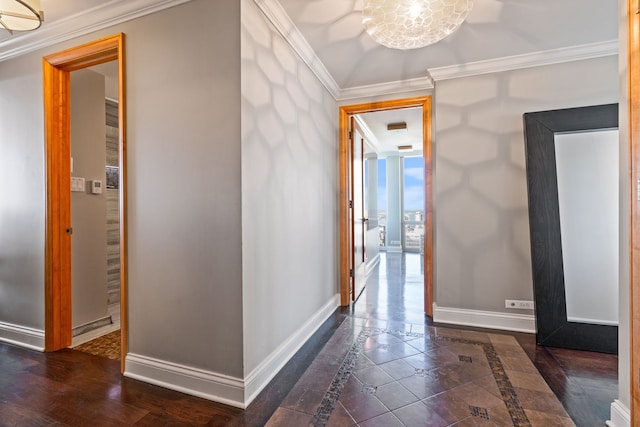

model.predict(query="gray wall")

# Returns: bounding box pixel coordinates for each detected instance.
[70,69,108,328]
[240,0,339,375]
[0,0,244,378]
[123,0,243,376]
[434,56,619,314]
[0,50,45,333]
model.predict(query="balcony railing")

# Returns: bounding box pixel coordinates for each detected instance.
[377,220,424,253]
[404,222,424,253]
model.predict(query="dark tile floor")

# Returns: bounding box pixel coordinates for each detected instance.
[265,252,617,427]
[266,308,574,426]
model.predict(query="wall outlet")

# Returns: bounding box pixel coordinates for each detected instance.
[505,300,535,310]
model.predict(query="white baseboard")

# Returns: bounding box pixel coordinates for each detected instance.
[433,304,536,333]
[607,400,631,427]
[125,294,340,409]
[0,322,45,351]
[365,253,380,277]
[125,353,245,408]
[243,293,340,406]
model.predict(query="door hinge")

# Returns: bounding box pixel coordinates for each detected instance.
[348,131,353,140]
[349,269,354,278]
[349,200,353,208]
[637,178,640,201]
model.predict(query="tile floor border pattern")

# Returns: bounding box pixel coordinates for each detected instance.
[310,328,370,425]
[308,326,532,427]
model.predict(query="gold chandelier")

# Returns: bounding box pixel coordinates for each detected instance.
[362,0,473,50]
[0,0,44,35]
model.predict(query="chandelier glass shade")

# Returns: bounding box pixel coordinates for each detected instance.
[0,0,43,34]
[362,0,473,50]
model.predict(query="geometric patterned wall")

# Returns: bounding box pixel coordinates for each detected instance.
[241,0,338,372]
[434,56,618,312]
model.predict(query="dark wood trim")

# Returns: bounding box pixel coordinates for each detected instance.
[42,34,128,372]
[338,97,433,316]
[523,103,618,354]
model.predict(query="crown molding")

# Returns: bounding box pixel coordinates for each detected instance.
[428,39,619,82]
[254,0,340,99]
[254,0,616,99]
[0,0,194,62]
[254,0,434,101]
[337,75,434,101]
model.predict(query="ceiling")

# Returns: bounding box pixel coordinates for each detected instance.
[0,0,619,154]
[0,0,106,44]
[277,0,617,89]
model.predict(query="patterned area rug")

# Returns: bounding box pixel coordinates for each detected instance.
[267,320,575,426]
[74,330,121,360]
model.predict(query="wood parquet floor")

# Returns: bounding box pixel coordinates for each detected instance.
[74,330,121,360]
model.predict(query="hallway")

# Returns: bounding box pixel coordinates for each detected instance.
[0,253,617,426]
[351,253,427,325]
[266,253,617,426]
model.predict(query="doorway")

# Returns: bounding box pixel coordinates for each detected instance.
[339,97,433,316]
[42,34,128,371]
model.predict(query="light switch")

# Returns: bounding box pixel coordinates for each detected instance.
[71,177,85,192]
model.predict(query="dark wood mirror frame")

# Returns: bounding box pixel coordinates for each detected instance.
[523,103,618,354]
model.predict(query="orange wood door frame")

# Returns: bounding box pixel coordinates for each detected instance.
[43,34,128,371]
[628,1,640,421]
[339,97,433,316]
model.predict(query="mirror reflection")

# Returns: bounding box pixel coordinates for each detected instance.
[554,129,619,326]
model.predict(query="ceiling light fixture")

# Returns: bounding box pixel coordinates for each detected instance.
[0,0,44,35]
[398,145,413,152]
[362,0,473,50]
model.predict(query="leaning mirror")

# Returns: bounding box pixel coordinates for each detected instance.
[523,103,618,354]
